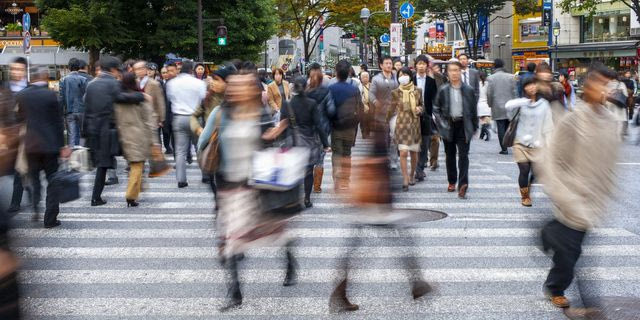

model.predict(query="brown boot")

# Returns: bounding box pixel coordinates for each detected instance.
[329,279,359,312]
[520,187,532,207]
[313,166,323,193]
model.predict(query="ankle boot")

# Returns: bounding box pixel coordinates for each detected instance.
[219,255,243,312]
[479,126,486,140]
[283,248,298,286]
[313,166,323,193]
[329,279,359,312]
[520,187,532,207]
[483,124,491,141]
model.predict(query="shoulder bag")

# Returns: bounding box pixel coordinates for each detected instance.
[198,109,224,174]
[502,107,521,148]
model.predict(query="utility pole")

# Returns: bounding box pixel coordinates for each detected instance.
[197,0,203,62]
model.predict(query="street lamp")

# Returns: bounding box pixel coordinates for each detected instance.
[361,7,370,68]
[494,34,510,61]
[552,20,561,72]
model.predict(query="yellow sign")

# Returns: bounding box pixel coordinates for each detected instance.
[0,38,59,49]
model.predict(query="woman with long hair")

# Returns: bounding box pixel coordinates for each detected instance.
[505,77,553,206]
[477,72,492,141]
[388,67,423,191]
[197,71,299,312]
[267,68,290,115]
[114,72,156,207]
[306,63,334,193]
[194,63,208,81]
[558,70,576,111]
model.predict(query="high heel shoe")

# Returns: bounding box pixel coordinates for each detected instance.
[91,198,107,206]
[126,199,139,207]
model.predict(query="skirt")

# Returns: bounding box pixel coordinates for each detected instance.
[217,186,291,258]
[513,143,539,163]
[398,143,420,152]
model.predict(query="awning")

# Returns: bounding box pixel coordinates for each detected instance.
[0,46,90,65]
[554,40,639,59]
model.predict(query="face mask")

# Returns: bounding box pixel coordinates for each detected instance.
[398,75,410,85]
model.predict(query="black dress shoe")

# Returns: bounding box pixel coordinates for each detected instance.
[164,149,174,155]
[44,220,61,229]
[105,177,119,185]
[411,280,432,299]
[178,182,188,188]
[499,150,509,155]
[91,199,107,206]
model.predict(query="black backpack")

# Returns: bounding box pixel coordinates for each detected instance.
[332,82,361,130]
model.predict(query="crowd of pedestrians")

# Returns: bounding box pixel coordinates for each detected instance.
[0,48,632,317]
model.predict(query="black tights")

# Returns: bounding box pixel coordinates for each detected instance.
[304,165,313,201]
[517,162,532,188]
[92,167,107,201]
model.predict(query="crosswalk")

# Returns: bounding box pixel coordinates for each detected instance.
[10,139,640,319]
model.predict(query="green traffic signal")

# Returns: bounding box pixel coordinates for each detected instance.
[218,37,227,46]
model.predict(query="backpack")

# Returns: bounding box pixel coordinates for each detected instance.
[331,83,361,130]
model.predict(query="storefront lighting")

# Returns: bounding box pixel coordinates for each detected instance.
[5,2,23,15]
[598,18,604,24]
[623,16,628,22]
[610,17,616,23]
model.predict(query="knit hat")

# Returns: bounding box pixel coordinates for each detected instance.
[213,66,236,81]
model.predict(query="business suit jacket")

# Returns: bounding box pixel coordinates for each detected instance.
[16,84,65,154]
[462,68,480,100]
[413,74,438,136]
[486,69,517,121]
[433,83,478,143]
[267,80,290,112]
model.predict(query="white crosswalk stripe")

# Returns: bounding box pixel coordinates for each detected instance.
[11,140,640,319]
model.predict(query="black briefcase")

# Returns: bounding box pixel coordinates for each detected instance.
[50,168,82,203]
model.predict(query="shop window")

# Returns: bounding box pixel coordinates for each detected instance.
[581,13,630,43]
[519,18,547,42]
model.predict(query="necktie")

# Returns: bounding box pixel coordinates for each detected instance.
[463,71,468,85]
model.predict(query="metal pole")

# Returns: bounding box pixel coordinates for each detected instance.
[390,0,399,23]
[264,39,268,69]
[554,36,558,73]
[197,0,203,62]
[364,21,368,68]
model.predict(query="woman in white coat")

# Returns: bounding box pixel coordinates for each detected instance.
[477,72,492,141]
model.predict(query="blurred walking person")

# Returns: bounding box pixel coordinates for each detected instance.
[166,60,207,188]
[0,80,21,320]
[505,77,553,207]
[17,66,69,228]
[266,76,330,208]
[114,72,155,207]
[329,60,361,191]
[7,57,30,214]
[306,63,335,194]
[159,63,176,155]
[604,72,630,139]
[359,71,372,139]
[369,56,399,169]
[428,58,447,171]
[536,62,567,125]
[487,59,517,155]
[413,55,438,181]
[84,56,145,206]
[59,58,91,147]
[197,72,299,311]
[434,61,478,199]
[133,61,165,135]
[388,67,423,191]
[558,71,576,111]
[540,63,621,309]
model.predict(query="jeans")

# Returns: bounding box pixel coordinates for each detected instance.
[443,122,470,186]
[173,115,193,184]
[542,220,586,296]
[416,135,431,174]
[27,153,60,226]
[496,119,510,152]
[66,113,84,147]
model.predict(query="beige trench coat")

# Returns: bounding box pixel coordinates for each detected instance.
[114,100,156,163]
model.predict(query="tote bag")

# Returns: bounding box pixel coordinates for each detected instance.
[502,108,521,148]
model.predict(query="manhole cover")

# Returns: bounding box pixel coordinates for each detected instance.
[392,209,448,224]
[564,297,640,320]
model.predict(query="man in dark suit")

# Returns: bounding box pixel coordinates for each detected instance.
[412,55,438,181]
[17,66,70,228]
[458,54,480,101]
[7,57,30,214]
[433,61,478,199]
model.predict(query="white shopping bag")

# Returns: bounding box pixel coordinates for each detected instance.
[249,147,310,191]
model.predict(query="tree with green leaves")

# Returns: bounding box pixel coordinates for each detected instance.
[416,0,538,59]
[556,0,640,26]
[37,0,133,71]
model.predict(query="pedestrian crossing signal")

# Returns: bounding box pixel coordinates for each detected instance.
[218,37,227,46]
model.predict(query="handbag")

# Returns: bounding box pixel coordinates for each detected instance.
[0,124,20,175]
[50,162,82,203]
[198,109,223,174]
[149,144,171,177]
[502,107,521,148]
[69,147,93,172]
[607,90,627,109]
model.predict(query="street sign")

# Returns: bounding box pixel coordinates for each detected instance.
[380,34,390,43]
[400,2,415,20]
[22,13,30,32]
[380,43,390,47]
[384,0,390,12]
[217,37,226,46]
[23,31,31,54]
[390,23,403,57]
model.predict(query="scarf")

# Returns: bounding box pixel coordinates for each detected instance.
[562,80,572,99]
[399,82,416,113]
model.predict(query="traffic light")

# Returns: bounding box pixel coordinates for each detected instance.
[341,33,357,39]
[405,40,415,54]
[216,26,227,46]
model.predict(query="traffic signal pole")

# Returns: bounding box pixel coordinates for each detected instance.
[197,0,203,62]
